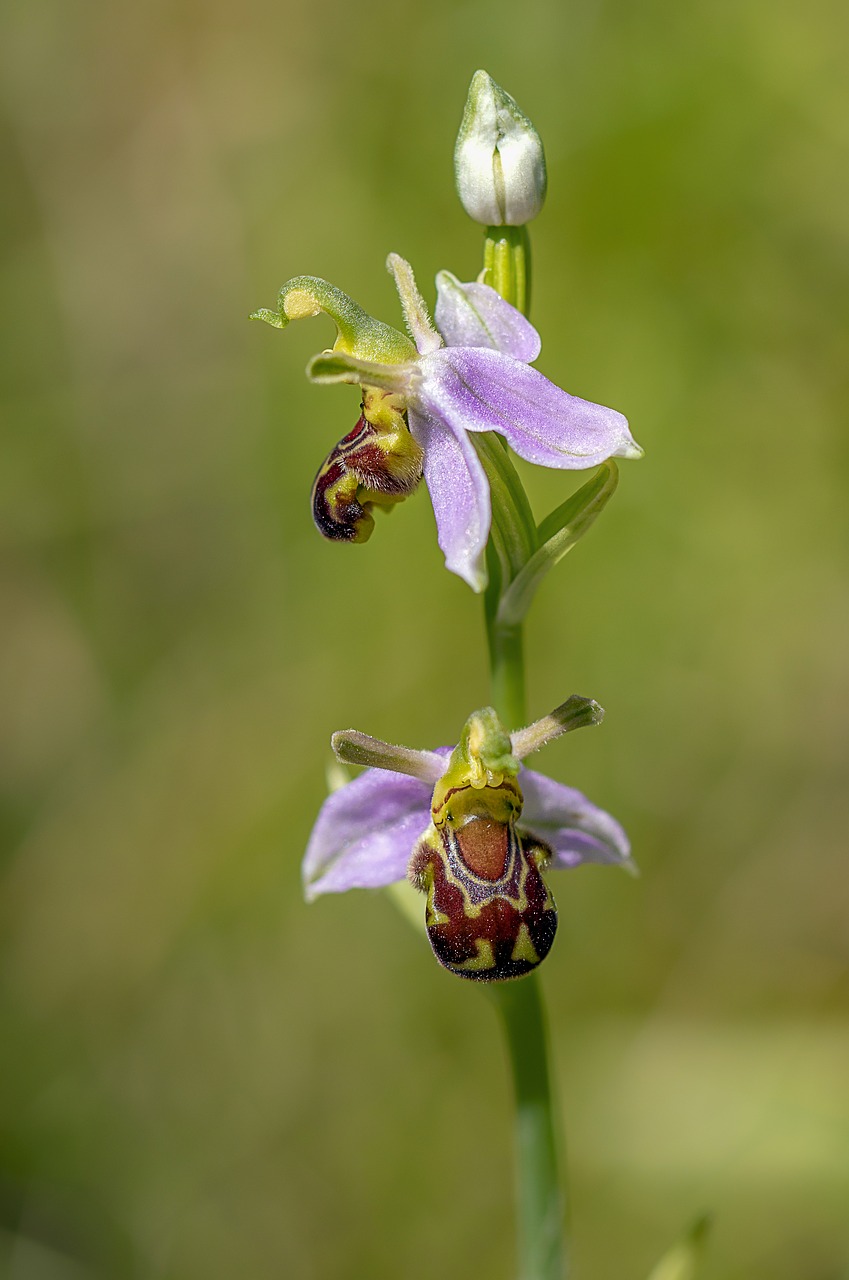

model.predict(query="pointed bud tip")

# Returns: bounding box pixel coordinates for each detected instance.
[619,438,645,461]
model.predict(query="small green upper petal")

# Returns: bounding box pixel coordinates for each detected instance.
[307,350,415,394]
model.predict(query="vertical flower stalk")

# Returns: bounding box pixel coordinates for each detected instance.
[455,71,569,1280]
[482,534,566,1279]
[484,226,532,321]
[488,974,564,1280]
[482,372,568,1278]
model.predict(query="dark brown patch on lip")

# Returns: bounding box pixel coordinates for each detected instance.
[456,819,508,881]
[416,832,557,982]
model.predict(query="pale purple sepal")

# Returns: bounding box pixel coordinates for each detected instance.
[303,752,630,900]
[418,347,640,469]
[434,273,541,363]
[409,407,491,592]
[303,769,431,901]
[520,768,633,869]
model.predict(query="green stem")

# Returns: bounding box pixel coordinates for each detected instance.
[484,622,567,1280]
[481,225,534,738]
[486,619,527,729]
[484,549,565,1280]
[482,223,567,1280]
[488,977,566,1280]
[484,226,532,314]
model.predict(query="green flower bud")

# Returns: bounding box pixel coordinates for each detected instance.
[454,70,547,226]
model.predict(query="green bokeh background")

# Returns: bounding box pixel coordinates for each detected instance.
[1,0,847,1277]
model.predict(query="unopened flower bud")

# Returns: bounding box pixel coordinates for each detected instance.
[454,70,547,226]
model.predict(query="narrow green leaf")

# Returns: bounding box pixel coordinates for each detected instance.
[496,461,618,626]
[474,433,538,582]
[535,460,618,548]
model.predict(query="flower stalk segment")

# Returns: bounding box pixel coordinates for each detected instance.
[484,225,532,316]
[485,655,569,1280]
[472,136,564,1278]
[485,606,567,1280]
[487,975,565,1280]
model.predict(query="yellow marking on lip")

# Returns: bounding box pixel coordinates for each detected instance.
[425,893,450,928]
[510,923,540,966]
[432,779,521,823]
[451,938,496,973]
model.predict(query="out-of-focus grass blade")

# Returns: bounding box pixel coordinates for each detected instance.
[644,1214,712,1280]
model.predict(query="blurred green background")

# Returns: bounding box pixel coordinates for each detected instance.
[1,0,847,1276]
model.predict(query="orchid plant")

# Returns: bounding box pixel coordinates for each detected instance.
[254,69,698,1280]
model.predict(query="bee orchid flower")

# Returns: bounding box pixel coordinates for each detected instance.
[303,696,633,981]
[252,255,641,592]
